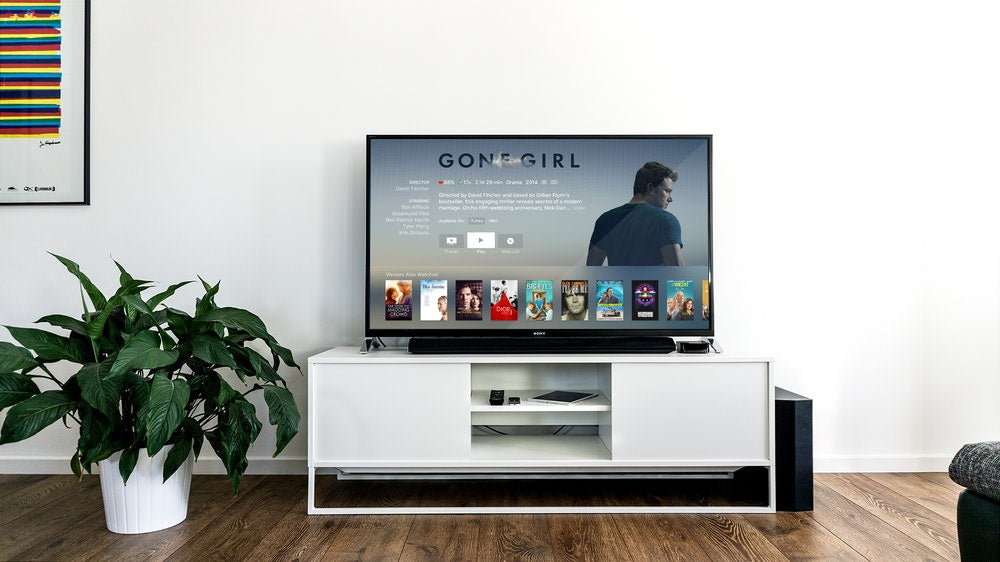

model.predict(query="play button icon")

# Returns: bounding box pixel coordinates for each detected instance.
[466,232,496,249]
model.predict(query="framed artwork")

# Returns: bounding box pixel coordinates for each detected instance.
[0,0,89,205]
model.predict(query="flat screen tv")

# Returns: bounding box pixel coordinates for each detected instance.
[366,135,712,353]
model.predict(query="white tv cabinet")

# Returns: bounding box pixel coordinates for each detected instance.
[307,347,775,514]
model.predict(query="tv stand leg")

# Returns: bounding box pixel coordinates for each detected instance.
[359,338,373,354]
[308,466,317,514]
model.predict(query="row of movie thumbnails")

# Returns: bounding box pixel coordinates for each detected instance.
[384,279,710,322]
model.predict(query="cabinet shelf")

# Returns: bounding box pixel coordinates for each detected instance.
[472,435,612,462]
[470,389,611,412]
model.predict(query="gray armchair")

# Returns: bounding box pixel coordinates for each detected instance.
[949,442,1000,560]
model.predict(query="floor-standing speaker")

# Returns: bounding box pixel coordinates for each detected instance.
[775,387,813,511]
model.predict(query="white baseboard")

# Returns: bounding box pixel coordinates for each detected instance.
[0,456,307,475]
[814,454,952,473]
[2,455,953,475]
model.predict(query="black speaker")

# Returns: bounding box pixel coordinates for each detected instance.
[775,387,813,511]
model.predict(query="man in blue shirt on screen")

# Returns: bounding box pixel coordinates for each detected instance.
[586,162,685,266]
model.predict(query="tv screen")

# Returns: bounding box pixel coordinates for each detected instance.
[366,135,713,343]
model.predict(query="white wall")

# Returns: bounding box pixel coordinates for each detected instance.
[1,1,998,473]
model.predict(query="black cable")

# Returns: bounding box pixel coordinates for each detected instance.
[478,425,509,435]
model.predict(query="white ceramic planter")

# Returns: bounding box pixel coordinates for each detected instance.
[97,446,194,534]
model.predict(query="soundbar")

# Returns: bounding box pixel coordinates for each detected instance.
[408,336,676,354]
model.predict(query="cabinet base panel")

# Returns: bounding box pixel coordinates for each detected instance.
[308,466,771,514]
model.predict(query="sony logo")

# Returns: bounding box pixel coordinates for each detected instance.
[533,331,546,336]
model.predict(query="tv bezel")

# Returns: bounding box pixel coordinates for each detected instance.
[365,134,714,339]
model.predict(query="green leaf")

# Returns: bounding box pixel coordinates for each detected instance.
[0,372,41,408]
[199,307,298,370]
[113,260,149,291]
[163,438,192,482]
[206,398,259,494]
[266,341,299,370]
[187,332,238,370]
[196,278,221,317]
[108,331,179,379]
[216,377,239,407]
[125,372,151,441]
[77,404,116,465]
[36,314,88,336]
[134,308,169,333]
[147,281,193,312]
[231,347,276,383]
[181,417,204,458]
[118,446,140,483]
[0,390,77,444]
[77,360,123,418]
[233,399,262,444]
[112,278,153,299]
[85,304,117,347]
[145,373,189,456]
[205,431,239,493]
[5,326,90,364]
[264,386,299,457]
[71,452,82,479]
[165,308,194,336]
[121,293,155,318]
[50,253,107,311]
[86,278,152,344]
[198,307,269,340]
[0,342,37,372]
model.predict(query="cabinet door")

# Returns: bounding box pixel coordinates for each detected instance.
[611,362,770,462]
[311,362,471,462]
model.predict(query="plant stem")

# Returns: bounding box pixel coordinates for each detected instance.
[35,364,65,388]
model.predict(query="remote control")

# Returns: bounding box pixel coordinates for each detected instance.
[489,389,504,405]
[508,396,520,405]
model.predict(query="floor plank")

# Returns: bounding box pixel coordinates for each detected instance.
[477,514,556,561]
[865,472,959,523]
[820,473,959,560]
[400,514,481,560]
[0,475,107,560]
[811,476,953,561]
[743,511,866,561]
[0,474,88,525]
[243,505,348,561]
[164,475,305,560]
[310,514,413,560]
[687,514,789,562]
[920,471,966,494]
[547,513,632,561]
[612,513,716,561]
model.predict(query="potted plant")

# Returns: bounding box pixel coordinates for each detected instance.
[0,254,300,533]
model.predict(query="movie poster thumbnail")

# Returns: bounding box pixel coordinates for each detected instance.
[701,279,710,321]
[455,280,484,321]
[561,280,588,321]
[596,280,624,321]
[666,280,694,321]
[525,279,554,321]
[631,280,658,321]
[384,280,413,320]
[420,279,448,321]
[490,279,518,321]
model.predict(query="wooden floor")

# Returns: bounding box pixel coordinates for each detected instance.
[0,472,961,561]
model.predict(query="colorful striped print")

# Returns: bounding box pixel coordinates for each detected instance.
[0,0,61,137]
